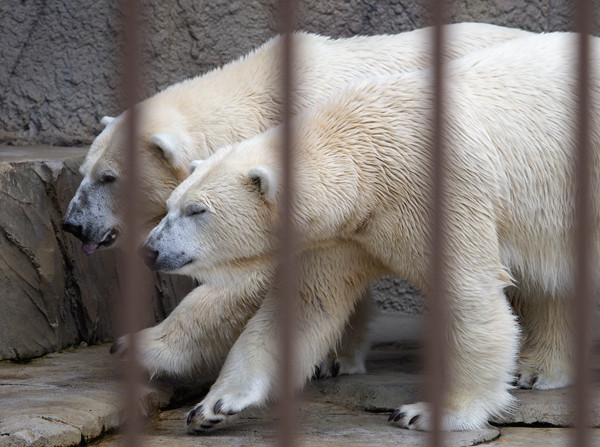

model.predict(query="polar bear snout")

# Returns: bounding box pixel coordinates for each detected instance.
[140,240,194,272]
[140,244,159,269]
[141,223,195,272]
[62,218,84,240]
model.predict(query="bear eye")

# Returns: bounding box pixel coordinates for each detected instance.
[185,203,207,217]
[99,170,118,184]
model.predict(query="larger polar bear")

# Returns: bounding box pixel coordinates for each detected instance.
[143,32,600,433]
[62,24,532,382]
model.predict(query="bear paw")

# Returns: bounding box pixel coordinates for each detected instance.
[110,327,194,380]
[186,374,269,434]
[186,400,240,434]
[516,365,571,390]
[388,402,432,431]
[313,354,367,379]
[388,401,492,432]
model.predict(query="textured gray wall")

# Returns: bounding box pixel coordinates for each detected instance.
[2,0,597,147]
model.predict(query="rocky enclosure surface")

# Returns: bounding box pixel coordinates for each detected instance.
[0,147,194,361]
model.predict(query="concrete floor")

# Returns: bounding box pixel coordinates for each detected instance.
[2,314,599,447]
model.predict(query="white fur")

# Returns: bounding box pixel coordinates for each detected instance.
[104,24,534,391]
[152,31,599,432]
[63,24,534,430]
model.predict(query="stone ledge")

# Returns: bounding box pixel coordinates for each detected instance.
[0,146,194,361]
[0,345,175,447]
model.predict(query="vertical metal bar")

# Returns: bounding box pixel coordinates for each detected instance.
[121,0,144,446]
[276,0,299,446]
[573,0,593,446]
[427,1,448,446]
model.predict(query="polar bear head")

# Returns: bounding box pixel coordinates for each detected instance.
[141,138,281,275]
[62,100,208,255]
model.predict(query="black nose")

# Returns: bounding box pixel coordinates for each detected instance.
[62,219,84,239]
[139,244,159,268]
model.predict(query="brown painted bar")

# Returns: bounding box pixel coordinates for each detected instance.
[573,1,594,446]
[427,1,450,446]
[277,1,300,447]
[121,0,145,446]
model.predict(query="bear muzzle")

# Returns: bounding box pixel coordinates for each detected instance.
[139,244,159,269]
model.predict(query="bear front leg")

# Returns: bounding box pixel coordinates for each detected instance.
[110,281,265,381]
[186,243,378,433]
[510,287,573,390]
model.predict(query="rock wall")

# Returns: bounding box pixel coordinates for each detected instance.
[0,149,194,360]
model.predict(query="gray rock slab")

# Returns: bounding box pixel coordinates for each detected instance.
[92,400,500,447]
[0,147,194,361]
[2,340,599,446]
[485,427,600,446]
[312,343,600,428]
[0,345,172,447]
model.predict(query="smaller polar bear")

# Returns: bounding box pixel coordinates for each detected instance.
[62,24,533,383]
[144,31,600,433]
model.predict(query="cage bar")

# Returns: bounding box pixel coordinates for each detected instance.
[426,1,449,446]
[276,1,300,447]
[121,0,145,446]
[573,1,594,446]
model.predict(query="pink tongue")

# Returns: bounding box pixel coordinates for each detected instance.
[82,243,99,256]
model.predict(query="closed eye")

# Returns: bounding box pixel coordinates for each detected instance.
[185,203,207,216]
[99,170,118,184]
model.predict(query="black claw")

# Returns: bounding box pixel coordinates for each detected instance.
[394,411,406,422]
[214,399,223,414]
[389,409,405,422]
[200,424,213,430]
[409,415,420,426]
[109,339,123,355]
[313,365,322,379]
[187,405,203,425]
[332,360,341,377]
[227,409,238,416]
[208,418,222,424]
[531,376,539,387]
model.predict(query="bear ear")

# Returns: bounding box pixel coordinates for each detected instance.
[188,159,204,175]
[248,165,277,203]
[150,132,182,166]
[100,116,116,127]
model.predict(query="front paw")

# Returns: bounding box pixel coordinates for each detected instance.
[186,396,243,434]
[109,328,183,380]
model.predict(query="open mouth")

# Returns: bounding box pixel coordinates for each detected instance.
[81,227,120,256]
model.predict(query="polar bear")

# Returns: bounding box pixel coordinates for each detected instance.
[143,32,600,433]
[62,24,533,382]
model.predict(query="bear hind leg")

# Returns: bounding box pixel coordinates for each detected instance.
[510,287,573,390]
[314,292,373,378]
